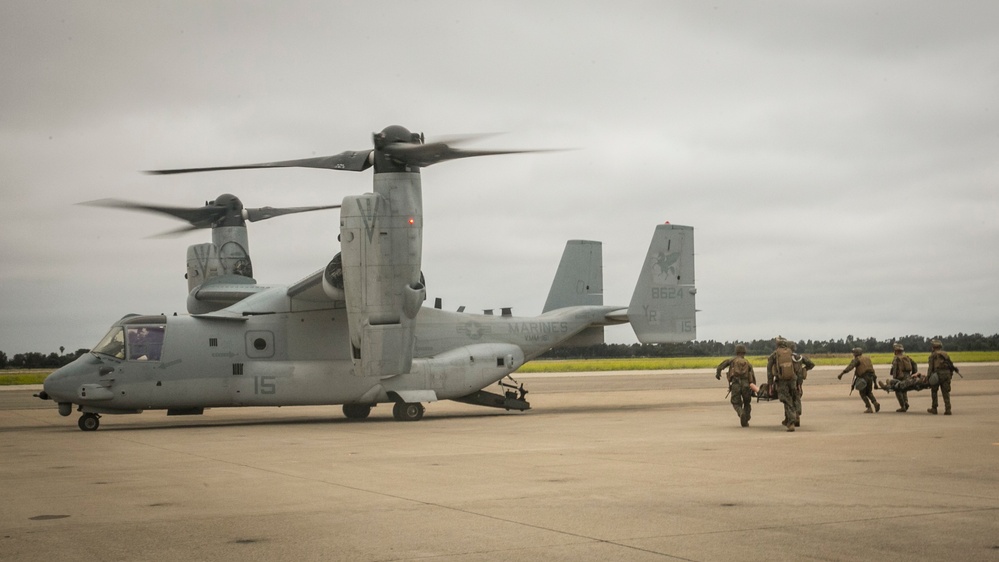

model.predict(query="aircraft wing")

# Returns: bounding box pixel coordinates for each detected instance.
[189,281,277,314]
[193,270,343,319]
[287,268,343,303]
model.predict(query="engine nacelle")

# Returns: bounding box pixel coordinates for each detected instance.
[402,282,426,320]
[322,253,346,301]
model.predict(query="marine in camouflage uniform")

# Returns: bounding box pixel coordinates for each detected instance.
[789,342,815,426]
[767,337,799,432]
[927,339,959,415]
[880,373,930,393]
[885,343,917,412]
[838,347,880,413]
[715,344,756,427]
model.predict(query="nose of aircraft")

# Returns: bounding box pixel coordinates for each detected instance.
[43,354,102,404]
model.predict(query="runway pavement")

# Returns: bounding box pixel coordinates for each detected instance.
[2,364,998,561]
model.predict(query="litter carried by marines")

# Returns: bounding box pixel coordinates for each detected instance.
[838,347,881,413]
[715,344,757,427]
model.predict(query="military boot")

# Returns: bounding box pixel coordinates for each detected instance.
[740,410,749,427]
[944,409,952,415]
[864,406,873,414]
[896,407,906,413]
[927,407,937,415]
[874,402,880,413]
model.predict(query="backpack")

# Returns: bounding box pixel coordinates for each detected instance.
[729,357,750,379]
[775,347,795,381]
[899,356,913,373]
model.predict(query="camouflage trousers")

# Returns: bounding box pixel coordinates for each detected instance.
[930,371,953,412]
[857,373,879,410]
[729,377,753,420]
[775,379,798,425]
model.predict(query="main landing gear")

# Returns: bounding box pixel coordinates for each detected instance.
[78,412,100,431]
[342,403,373,419]
[392,401,425,421]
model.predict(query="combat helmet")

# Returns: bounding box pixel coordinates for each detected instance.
[852,347,864,356]
[931,339,943,349]
[735,344,747,355]
[893,343,904,352]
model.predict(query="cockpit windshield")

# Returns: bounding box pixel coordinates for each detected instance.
[91,316,167,361]
[92,327,126,359]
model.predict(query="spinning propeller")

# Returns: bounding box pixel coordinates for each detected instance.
[147,125,555,175]
[81,193,340,237]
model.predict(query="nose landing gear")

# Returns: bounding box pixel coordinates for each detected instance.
[78,413,101,431]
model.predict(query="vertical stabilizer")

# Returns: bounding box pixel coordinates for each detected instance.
[543,240,603,311]
[543,240,604,347]
[628,224,696,343]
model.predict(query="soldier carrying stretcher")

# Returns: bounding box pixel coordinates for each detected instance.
[715,344,756,427]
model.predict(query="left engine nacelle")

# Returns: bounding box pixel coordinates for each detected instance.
[186,241,254,294]
[322,253,346,301]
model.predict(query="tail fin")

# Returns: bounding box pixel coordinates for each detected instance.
[543,240,603,311]
[543,240,604,347]
[628,224,696,343]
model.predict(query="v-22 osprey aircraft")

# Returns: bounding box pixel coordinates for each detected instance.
[38,125,697,430]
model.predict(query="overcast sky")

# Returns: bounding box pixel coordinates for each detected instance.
[2,1,997,354]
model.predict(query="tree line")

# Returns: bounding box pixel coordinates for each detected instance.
[541,333,999,359]
[1,349,90,369]
[3,332,997,368]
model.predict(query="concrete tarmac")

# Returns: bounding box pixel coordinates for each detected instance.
[2,365,998,561]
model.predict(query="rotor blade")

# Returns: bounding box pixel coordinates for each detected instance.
[425,132,502,146]
[244,204,342,223]
[81,199,223,228]
[382,142,562,168]
[146,150,373,175]
[148,224,202,238]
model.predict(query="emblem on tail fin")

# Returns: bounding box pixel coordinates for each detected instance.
[650,250,681,285]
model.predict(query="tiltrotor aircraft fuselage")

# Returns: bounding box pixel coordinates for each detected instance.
[38,126,697,430]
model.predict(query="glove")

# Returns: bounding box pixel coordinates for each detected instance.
[837,374,843,380]
[715,373,722,380]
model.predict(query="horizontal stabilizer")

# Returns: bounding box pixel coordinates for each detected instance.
[628,224,696,343]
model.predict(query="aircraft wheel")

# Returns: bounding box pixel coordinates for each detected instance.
[342,404,372,419]
[78,413,100,432]
[392,402,424,421]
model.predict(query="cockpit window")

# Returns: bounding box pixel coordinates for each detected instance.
[92,327,126,359]
[92,324,166,361]
[126,326,165,361]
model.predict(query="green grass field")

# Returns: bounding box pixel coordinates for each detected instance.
[4,351,996,385]
[517,351,999,373]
